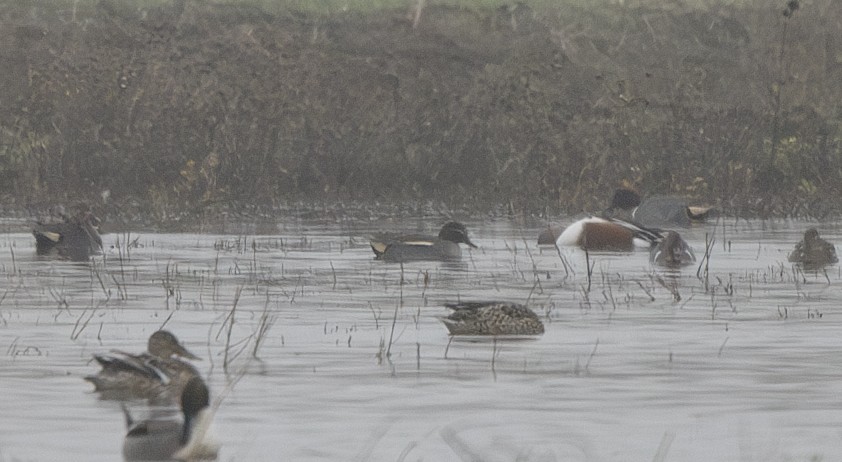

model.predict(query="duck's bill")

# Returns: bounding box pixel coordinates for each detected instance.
[176,344,201,361]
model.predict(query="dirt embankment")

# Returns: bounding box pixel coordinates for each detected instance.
[0,0,840,221]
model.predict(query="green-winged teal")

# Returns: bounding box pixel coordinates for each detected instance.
[440,302,544,336]
[788,228,838,269]
[650,230,696,267]
[121,376,218,461]
[85,330,201,404]
[33,207,102,260]
[370,221,477,262]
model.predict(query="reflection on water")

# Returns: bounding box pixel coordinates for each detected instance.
[1,217,842,461]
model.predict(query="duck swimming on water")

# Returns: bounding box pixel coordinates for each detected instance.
[440,301,544,336]
[649,230,696,268]
[121,376,219,461]
[604,188,713,228]
[370,221,477,262]
[85,330,201,404]
[788,228,838,269]
[555,216,662,252]
[32,206,102,260]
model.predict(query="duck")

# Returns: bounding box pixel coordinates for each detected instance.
[788,228,838,268]
[538,188,711,246]
[122,376,219,461]
[370,221,477,262]
[605,188,713,228]
[85,330,201,404]
[650,230,696,267]
[440,301,544,336]
[555,216,662,251]
[537,225,565,246]
[32,207,102,260]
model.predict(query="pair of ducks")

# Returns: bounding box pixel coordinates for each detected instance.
[369,224,544,336]
[555,217,696,267]
[32,205,103,260]
[369,224,545,335]
[86,331,217,461]
[540,189,706,268]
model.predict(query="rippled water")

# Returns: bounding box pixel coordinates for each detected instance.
[1,216,841,461]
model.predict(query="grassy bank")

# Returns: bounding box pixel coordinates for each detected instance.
[0,0,840,221]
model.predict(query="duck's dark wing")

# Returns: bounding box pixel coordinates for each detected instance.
[787,240,807,263]
[88,351,169,384]
[33,219,101,257]
[822,241,839,263]
[32,221,72,246]
[608,218,663,245]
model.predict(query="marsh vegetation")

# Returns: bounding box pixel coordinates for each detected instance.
[0,0,840,220]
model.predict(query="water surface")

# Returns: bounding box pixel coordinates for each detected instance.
[1,216,841,461]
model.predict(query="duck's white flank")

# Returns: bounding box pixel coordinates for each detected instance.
[556,217,605,247]
[556,217,658,249]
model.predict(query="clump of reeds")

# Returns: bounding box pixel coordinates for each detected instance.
[696,232,715,292]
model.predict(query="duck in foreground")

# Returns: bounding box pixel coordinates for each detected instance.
[370,221,477,262]
[32,207,102,260]
[788,228,838,269]
[122,376,219,461]
[440,302,544,336]
[85,330,201,404]
[555,216,662,251]
[650,231,696,268]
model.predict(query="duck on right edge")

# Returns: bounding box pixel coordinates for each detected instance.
[788,228,838,269]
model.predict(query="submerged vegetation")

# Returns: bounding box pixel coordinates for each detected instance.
[0,0,840,219]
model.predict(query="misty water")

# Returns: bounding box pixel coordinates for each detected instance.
[1,215,841,461]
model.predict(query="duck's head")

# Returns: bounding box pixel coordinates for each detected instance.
[51,204,69,221]
[804,228,821,243]
[82,211,102,229]
[605,188,642,218]
[148,330,200,361]
[439,222,477,248]
[662,231,684,253]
